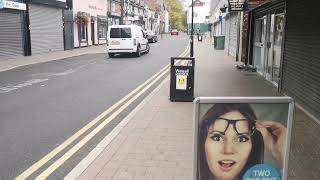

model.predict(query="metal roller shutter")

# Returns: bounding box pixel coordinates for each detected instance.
[225,13,238,57]
[0,10,23,60]
[229,13,238,57]
[29,3,64,54]
[282,0,320,119]
[221,18,225,35]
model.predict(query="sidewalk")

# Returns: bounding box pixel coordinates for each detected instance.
[72,39,319,180]
[0,45,107,72]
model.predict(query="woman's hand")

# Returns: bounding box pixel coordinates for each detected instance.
[256,120,287,168]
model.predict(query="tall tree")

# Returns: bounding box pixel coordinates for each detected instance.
[167,0,186,31]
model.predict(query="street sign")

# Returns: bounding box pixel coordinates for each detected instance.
[228,0,247,11]
[193,97,294,180]
[0,0,26,10]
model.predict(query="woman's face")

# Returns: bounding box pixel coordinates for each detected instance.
[204,111,252,180]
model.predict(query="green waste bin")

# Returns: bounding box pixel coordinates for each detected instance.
[214,36,225,50]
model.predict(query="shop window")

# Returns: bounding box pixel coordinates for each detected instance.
[99,24,107,39]
[274,15,284,46]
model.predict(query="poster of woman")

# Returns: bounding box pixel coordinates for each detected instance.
[193,97,294,180]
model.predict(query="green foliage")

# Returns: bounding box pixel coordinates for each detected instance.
[167,0,186,31]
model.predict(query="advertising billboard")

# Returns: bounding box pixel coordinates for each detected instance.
[193,97,294,180]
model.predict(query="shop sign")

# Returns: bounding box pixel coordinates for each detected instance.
[134,15,140,21]
[0,0,26,10]
[89,4,103,11]
[228,0,247,11]
[127,16,134,21]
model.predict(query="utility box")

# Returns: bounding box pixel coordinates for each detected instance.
[170,57,195,102]
[214,36,225,49]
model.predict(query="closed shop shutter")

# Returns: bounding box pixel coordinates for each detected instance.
[229,13,238,57]
[225,13,238,57]
[282,0,320,119]
[213,23,218,36]
[0,10,23,59]
[221,18,225,36]
[29,3,64,54]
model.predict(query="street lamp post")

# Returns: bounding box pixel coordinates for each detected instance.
[190,0,194,57]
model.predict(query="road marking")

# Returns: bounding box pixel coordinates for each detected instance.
[35,64,170,180]
[15,45,189,180]
[15,65,168,180]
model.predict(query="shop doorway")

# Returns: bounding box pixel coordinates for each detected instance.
[253,16,267,75]
[91,18,95,45]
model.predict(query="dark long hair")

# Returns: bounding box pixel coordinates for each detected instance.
[198,103,264,180]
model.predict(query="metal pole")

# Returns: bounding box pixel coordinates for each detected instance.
[106,0,109,39]
[190,0,194,57]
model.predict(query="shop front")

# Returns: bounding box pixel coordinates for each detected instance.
[28,0,66,54]
[0,0,27,59]
[249,0,285,86]
[73,0,108,47]
[97,15,107,44]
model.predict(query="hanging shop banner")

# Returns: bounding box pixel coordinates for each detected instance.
[193,97,294,180]
[228,0,247,11]
[0,0,26,10]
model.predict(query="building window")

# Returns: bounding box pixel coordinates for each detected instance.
[80,24,87,41]
[111,3,116,12]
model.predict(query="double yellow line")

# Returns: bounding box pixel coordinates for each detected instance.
[16,45,189,180]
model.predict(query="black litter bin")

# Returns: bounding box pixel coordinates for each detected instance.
[198,35,203,42]
[170,57,195,102]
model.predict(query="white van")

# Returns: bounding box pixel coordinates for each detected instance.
[107,25,149,57]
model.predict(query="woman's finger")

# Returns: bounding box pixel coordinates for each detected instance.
[256,120,284,130]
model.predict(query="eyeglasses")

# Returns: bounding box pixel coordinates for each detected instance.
[206,118,256,136]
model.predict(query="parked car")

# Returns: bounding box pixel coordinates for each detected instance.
[171,29,179,35]
[144,30,158,43]
[107,25,149,57]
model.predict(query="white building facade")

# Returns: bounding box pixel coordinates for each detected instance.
[73,0,108,48]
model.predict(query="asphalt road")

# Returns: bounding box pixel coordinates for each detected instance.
[0,34,188,179]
